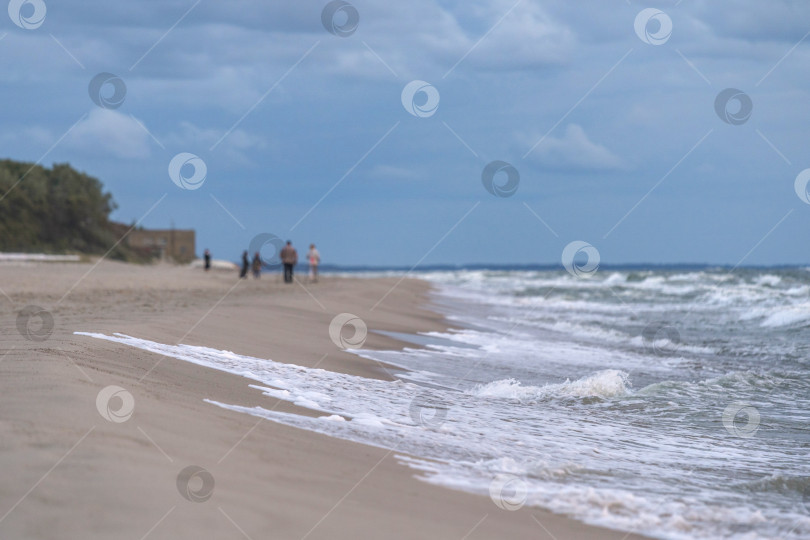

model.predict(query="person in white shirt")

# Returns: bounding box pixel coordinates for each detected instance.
[307,244,321,283]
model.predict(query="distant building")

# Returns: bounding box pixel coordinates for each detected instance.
[127,229,195,263]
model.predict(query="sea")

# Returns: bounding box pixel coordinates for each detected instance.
[80,267,810,539]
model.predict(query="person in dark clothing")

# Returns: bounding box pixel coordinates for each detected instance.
[203,249,211,271]
[240,250,249,278]
[280,241,297,283]
[251,252,261,278]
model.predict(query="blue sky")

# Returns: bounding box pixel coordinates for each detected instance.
[2,0,810,266]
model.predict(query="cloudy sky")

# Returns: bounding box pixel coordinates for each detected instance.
[3,0,810,266]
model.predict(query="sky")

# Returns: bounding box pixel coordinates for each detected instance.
[2,0,810,266]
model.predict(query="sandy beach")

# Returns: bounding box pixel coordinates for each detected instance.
[0,261,647,540]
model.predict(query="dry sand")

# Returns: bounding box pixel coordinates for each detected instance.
[0,260,648,539]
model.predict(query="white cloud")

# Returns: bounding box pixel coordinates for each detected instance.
[465,0,575,70]
[67,109,152,159]
[525,124,624,172]
[691,0,810,42]
[0,126,54,147]
[319,0,574,80]
[23,126,54,146]
[162,121,270,167]
[367,164,417,181]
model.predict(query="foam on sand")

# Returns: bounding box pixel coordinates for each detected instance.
[75,330,808,540]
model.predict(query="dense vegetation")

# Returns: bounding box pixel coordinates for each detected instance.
[0,159,138,260]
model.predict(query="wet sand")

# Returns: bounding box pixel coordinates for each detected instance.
[0,260,648,539]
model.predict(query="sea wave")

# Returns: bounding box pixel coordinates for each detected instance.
[471,370,630,401]
[76,266,810,540]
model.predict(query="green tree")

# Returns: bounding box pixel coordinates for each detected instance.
[0,160,137,260]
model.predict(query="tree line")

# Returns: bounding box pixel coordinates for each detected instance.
[0,159,142,261]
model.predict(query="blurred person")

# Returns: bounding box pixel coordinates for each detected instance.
[251,252,261,278]
[240,250,249,278]
[280,241,297,283]
[307,244,320,283]
[203,248,211,271]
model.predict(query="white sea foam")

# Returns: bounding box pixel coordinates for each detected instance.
[754,274,782,287]
[759,303,810,328]
[74,268,810,540]
[734,302,810,328]
[471,370,630,401]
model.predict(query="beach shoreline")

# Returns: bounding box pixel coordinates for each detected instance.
[0,260,647,539]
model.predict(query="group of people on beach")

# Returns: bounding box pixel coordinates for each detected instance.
[202,242,321,283]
